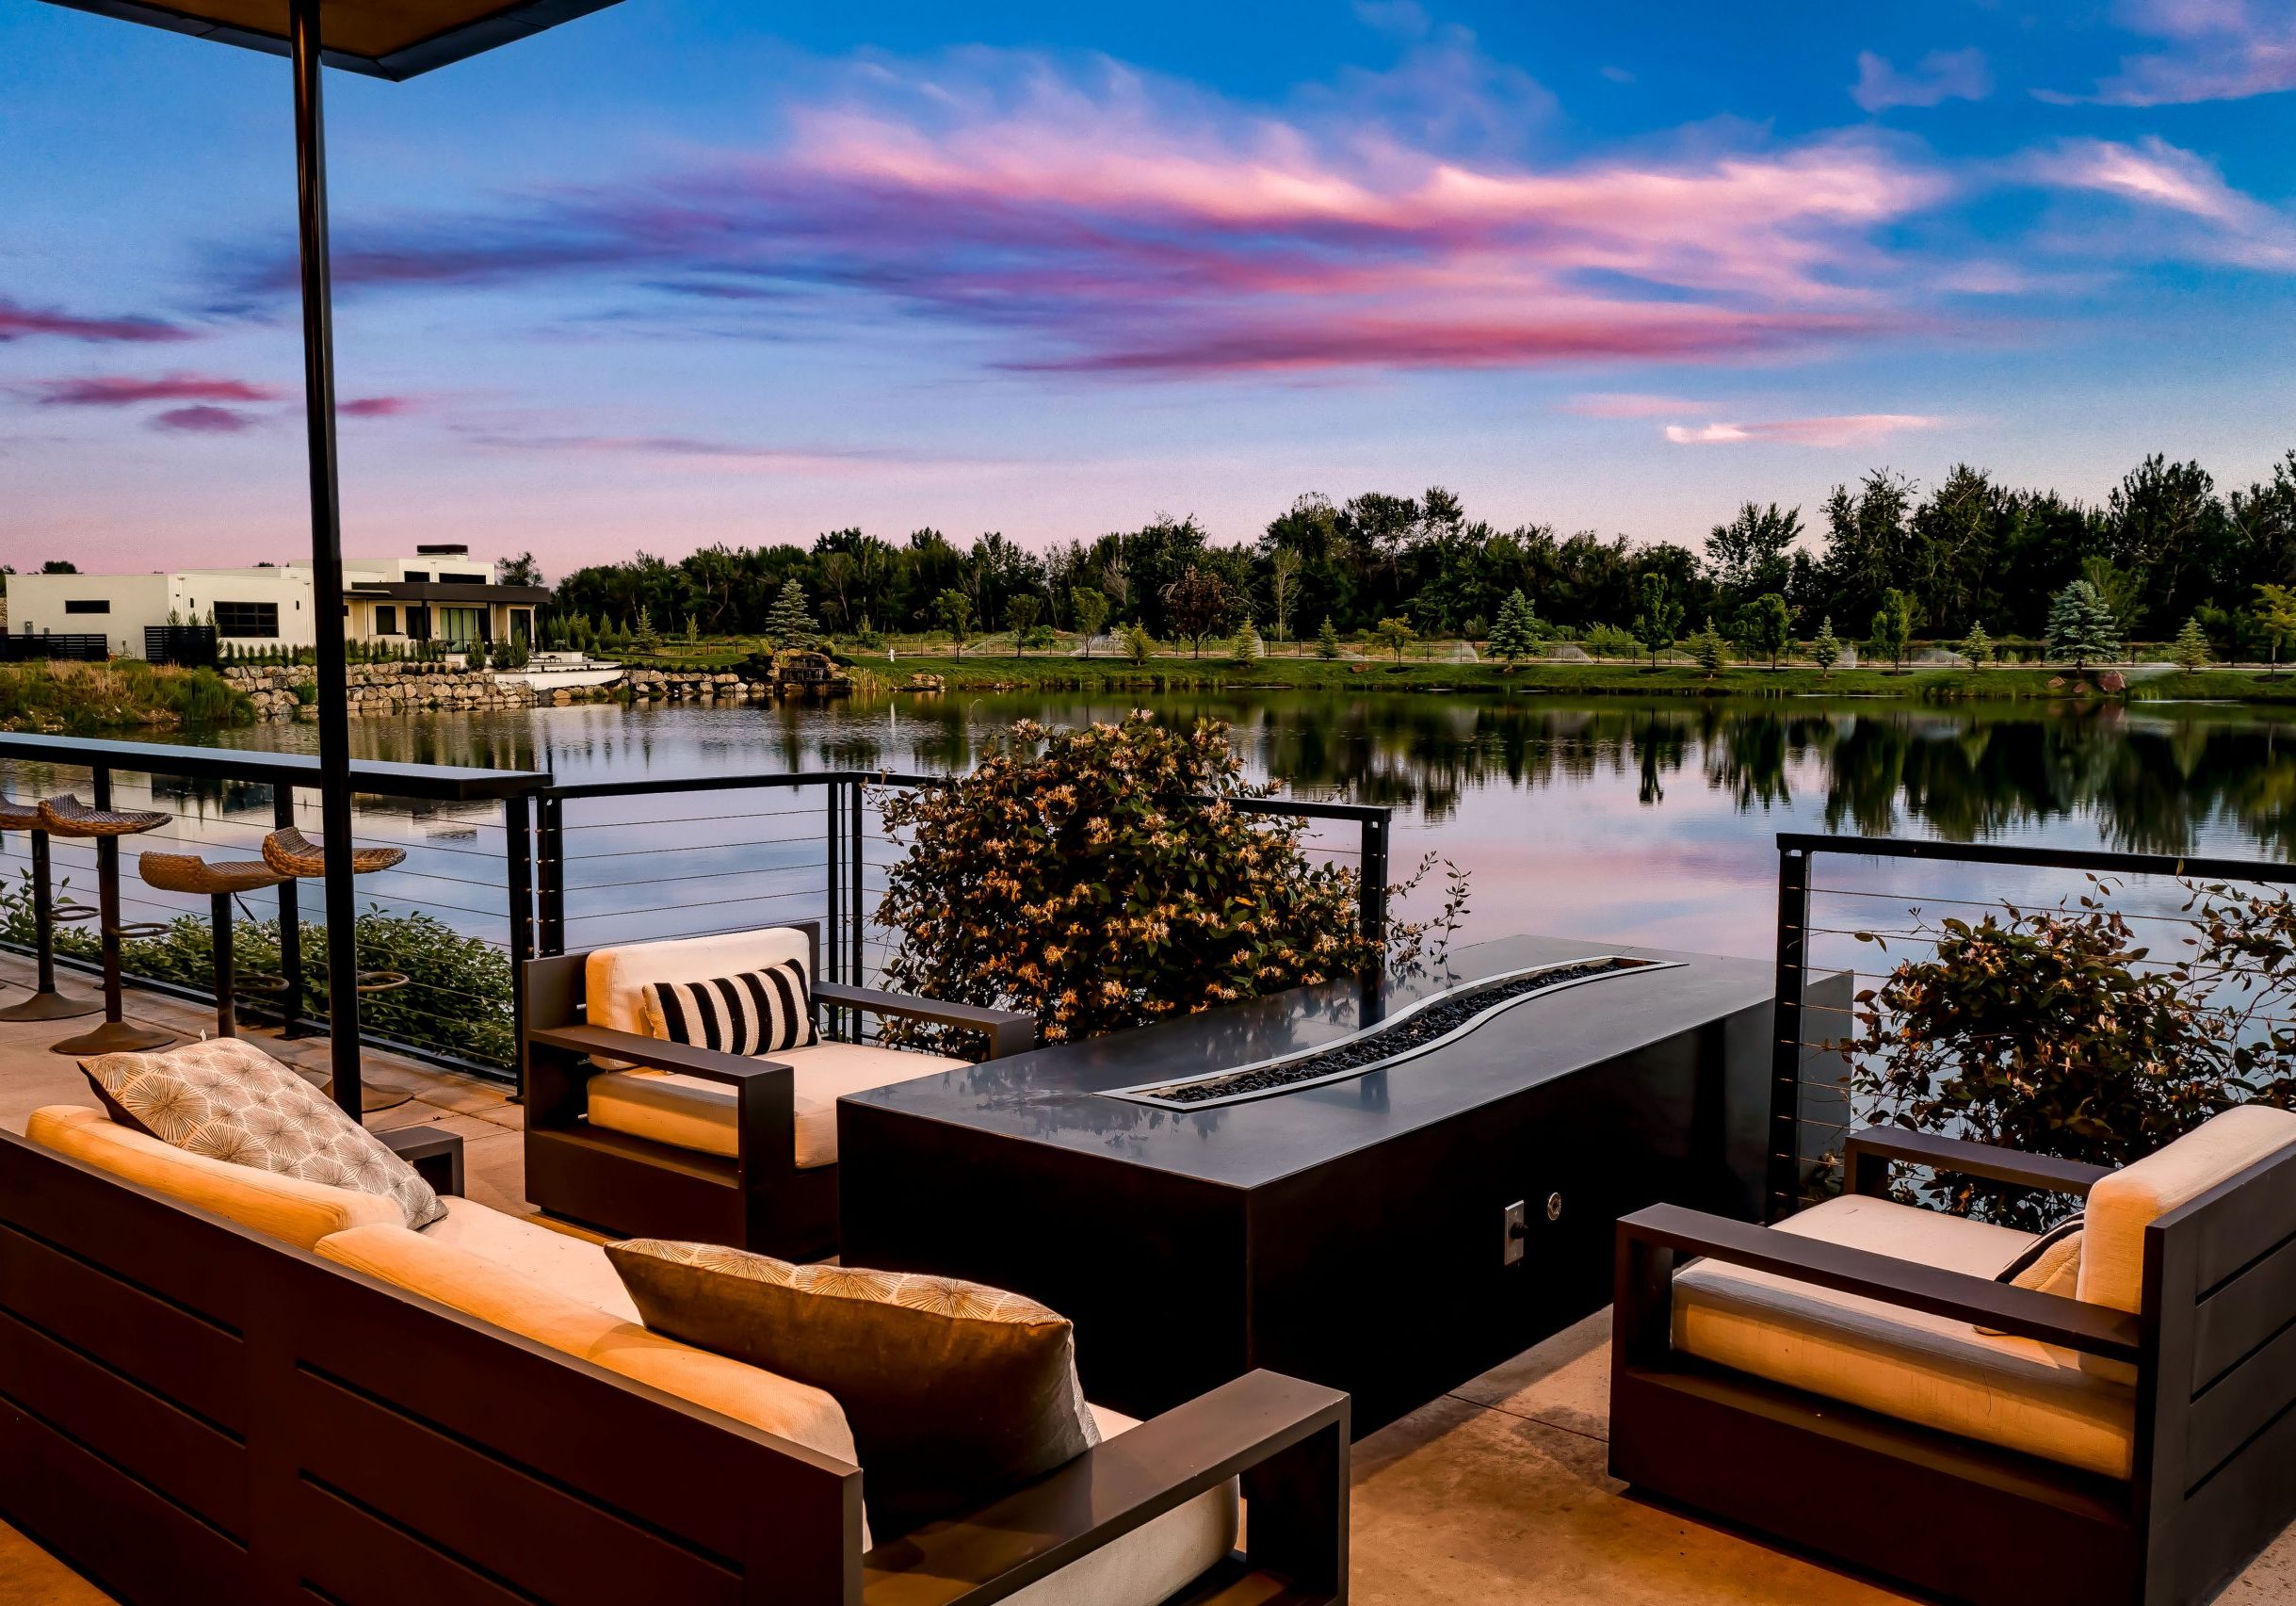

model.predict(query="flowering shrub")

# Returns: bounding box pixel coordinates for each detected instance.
[1849,877,2296,1226]
[873,713,1457,1046]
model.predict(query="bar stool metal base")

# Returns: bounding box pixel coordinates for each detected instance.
[50,1018,177,1057]
[0,988,102,1023]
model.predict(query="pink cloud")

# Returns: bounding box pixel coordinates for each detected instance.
[1663,414,1944,446]
[341,395,419,417]
[31,373,280,407]
[150,405,257,433]
[1564,392,1724,418]
[226,52,1954,381]
[0,297,189,345]
[2071,0,2296,104]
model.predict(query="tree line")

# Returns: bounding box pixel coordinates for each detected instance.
[540,448,2296,657]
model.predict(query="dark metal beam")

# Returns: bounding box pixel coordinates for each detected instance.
[290,0,363,1122]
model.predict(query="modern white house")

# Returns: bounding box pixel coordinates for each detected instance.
[6,544,548,658]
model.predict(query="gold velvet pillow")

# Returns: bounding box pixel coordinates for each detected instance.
[606,1239,1097,1539]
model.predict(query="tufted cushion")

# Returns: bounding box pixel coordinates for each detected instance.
[608,1239,1097,1541]
[79,1037,444,1229]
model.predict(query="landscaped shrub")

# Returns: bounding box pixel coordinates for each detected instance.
[871,713,1462,1046]
[1848,877,2296,1226]
[0,877,512,1068]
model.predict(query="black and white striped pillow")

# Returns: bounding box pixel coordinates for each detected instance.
[641,959,817,1057]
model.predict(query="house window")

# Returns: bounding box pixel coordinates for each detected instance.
[436,606,485,649]
[440,572,485,585]
[375,605,399,635]
[407,606,431,641]
[214,601,280,638]
[401,570,430,583]
[510,609,532,641]
[63,599,110,614]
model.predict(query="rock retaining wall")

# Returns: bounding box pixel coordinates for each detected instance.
[223,662,542,722]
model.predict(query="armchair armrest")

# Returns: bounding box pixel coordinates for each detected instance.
[525,1022,791,1087]
[813,982,1038,1060]
[862,1370,1349,1605]
[1845,1127,2112,1200]
[1617,1203,2142,1364]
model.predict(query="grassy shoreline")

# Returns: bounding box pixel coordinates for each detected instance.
[0,661,253,736]
[846,653,2296,704]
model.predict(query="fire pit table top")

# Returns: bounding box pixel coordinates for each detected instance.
[842,933,1775,1190]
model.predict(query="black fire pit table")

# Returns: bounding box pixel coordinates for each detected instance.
[839,933,1811,1433]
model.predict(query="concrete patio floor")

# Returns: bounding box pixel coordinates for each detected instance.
[1,958,2291,1604]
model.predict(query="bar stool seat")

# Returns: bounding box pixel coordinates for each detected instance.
[39,794,174,1055]
[260,826,411,1111]
[39,796,172,839]
[261,826,405,878]
[137,853,289,1040]
[0,793,99,1023]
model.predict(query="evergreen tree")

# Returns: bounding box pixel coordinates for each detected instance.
[1810,616,1842,677]
[1316,617,1341,659]
[1688,616,1729,677]
[1960,622,1994,668]
[1124,623,1155,663]
[2170,617,2211,674]
[765,580,818,649]
[2045,580,2120,671]
[1232,619,1265,659]
[1487,589,1539,664]
[631,605,661,652]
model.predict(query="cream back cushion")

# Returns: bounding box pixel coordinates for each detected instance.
[585,928,812,1069]
[27,1105,403,1250]
[2078,1104,2296,1314]
[315,1222,858,1469]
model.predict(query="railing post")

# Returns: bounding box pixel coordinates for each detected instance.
[1358,810,1390,949]
[274,785,309,1038]
[537,793,564,958]
[1767,842,1813,1224]
[849,775,865,987]
[504,792,533,1093]
[825,779,843,995]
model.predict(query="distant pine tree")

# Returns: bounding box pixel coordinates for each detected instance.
[1316,617,1341,659]
[1689,616,1729,677]
[766,580,819,649]
[2170,617,2210,675]
[2046,580,2120,671]
[1810,617,1842,677]
[1960,622,1994,668]
[1487,590,1539,664]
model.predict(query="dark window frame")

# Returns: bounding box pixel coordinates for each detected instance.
[62,599,110,615]
[213,600,281,639]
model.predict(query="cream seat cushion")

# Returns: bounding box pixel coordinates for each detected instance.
[586,927,812,1067]
[587,1041,966,1166]
[2078,1104,2296,1315]
[997,1404,1239,1606]
[27,1105,402,1250]
[1673,1192,2137,1478]
[315,1222,859,1468]
[422,1196,641,1322]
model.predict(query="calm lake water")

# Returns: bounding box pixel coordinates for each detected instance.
[199,690,2296,974]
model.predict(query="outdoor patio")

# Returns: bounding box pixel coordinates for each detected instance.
[3,953,2291,1606]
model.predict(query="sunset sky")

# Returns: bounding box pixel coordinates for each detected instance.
[6,0,2296,576]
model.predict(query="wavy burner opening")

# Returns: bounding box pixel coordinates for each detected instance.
[1105,954,1683,1111]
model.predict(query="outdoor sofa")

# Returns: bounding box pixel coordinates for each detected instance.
[0,1098,1349,1605]
[523,922,1035,1257]
[1609,1106,2296,1606]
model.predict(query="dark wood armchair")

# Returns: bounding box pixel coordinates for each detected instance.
[524,921,1035,1258]
[1610,1119,2296,1606]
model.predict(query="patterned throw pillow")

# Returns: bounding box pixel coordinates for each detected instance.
[79,1037,445,1230]
[606,1238,1097,1539]
[639,957,817,1057]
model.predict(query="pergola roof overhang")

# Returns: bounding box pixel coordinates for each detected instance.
[41,0,620,78]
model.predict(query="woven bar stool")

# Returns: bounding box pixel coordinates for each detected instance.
[261,826,412,1111]
[0,793,100,1023]
[137,853,288,1040]
[40,794,175,1056]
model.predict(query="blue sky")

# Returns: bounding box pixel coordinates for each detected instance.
[5,0,2295,575]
